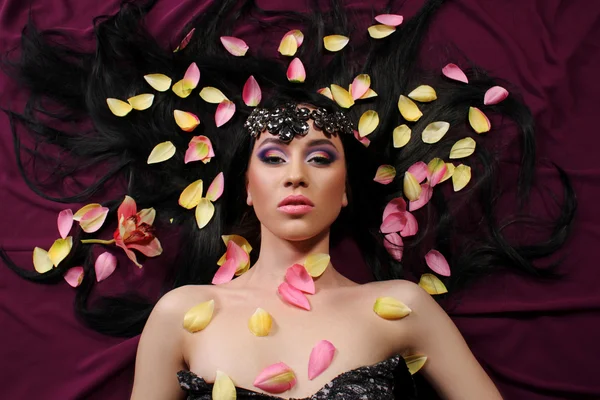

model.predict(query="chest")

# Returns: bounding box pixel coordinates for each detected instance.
[182,291,407,398]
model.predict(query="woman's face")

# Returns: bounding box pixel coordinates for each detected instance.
[246,117,348,242]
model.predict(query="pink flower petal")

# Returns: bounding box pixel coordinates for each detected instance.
[407,161,428,183]
[79,206,109,233]
[308,340,336,380]
[176,28,195,51]
[350,74,370,100]
[95,252,117,282]
[63,266,84,287]
[211,258,237,285]
[383,233,404,262]
[183,62,200,89]
[128,237,163,257]
[286,57,306,83]
[117,195,137,221]
[116,241,142,268]
[408,183,433,212]
[427,159,448,187]
[206,172,225,202]
[283,29,304,47]
[382,197,407,222]
[253,362,297,394]
[226,240,250,273]
[442,63,468,83]
[380,212,406,234]
[57,209,73,239]
[425,249,451,276]
[215,100,236,127]
[353,129,370,147]
[285,264,315,294]
[243,75,261,106]
[185,135,215,164]
[374,14,404,27]
[400,212,418,237]
[220,36,249,56]
[484,86,509,105]
[278,281,311,310]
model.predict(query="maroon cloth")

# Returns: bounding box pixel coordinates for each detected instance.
[1,0,599,399]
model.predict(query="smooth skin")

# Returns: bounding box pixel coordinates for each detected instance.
[131,115,503,399]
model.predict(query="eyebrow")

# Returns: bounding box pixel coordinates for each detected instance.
[257,137,339,151]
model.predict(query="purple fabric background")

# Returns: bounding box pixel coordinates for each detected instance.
[1,0,599,399]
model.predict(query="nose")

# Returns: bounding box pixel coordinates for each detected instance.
[284,156,308,188]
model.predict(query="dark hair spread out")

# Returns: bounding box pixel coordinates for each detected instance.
[1,0,576,337]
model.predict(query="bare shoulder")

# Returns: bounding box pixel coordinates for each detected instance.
[153,284,214,315]
[364,280,503,399]
[130,284,216,400]
[361,278,432,310]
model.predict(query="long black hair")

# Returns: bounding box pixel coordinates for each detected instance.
[1,0,576,337]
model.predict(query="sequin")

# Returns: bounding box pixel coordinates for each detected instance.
[244,102,354,142]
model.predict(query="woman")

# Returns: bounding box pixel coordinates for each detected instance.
[1,0,574,398]
[130,104,503,398]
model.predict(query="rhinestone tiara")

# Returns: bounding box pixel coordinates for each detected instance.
[243,102,354,142]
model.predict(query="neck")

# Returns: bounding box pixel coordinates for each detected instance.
[234,225,352,291]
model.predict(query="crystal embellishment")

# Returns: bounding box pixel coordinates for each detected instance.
[244,102,353,142]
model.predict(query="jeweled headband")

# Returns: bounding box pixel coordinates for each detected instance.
[243,102,354,142]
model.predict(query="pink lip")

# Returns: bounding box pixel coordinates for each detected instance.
[278,204,314,215]
[278,195,315,207]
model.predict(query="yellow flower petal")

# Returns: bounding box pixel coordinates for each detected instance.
[358,110,379,137]
[407,85,437,102]
[317,87,333,100]
[421,121,450,144]
[222,234,253,254]
[403,172,422,201]
[144,73,172,92]
[127,94,154,110]
[418,273,448,295]
[33,247,53,273]
[393,125,411,148]
[195,198,215,229]
[248,308,273,337]
[47,236,73,267]
[439,163,455,183]
[213,370,237,400]
[398,95,422,122]
[278,33,298,56]
[359,88,378,99]
[330,84,354,108]
[73,203,102,221]
[468,106,491,134]
[179,179,204,209]
[374,165,396,185]
[304,253,330,278]
[183,299,215,333]
[368,24,396,39]
[172,79,193,98]
[174,110,200,132]
[147,141,176,164]
[452,164,471,192]
[323,35,349,52]
[199,87,228,104]
[106,98,132,117]
[403,355,428,375]
[449,137,476,159]
[373,296,412,320]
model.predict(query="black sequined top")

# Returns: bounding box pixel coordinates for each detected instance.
[177,355,417,399]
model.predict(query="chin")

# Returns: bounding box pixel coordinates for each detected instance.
[270,220,332,242]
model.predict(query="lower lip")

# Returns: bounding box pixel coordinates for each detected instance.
[278,205,314,215]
